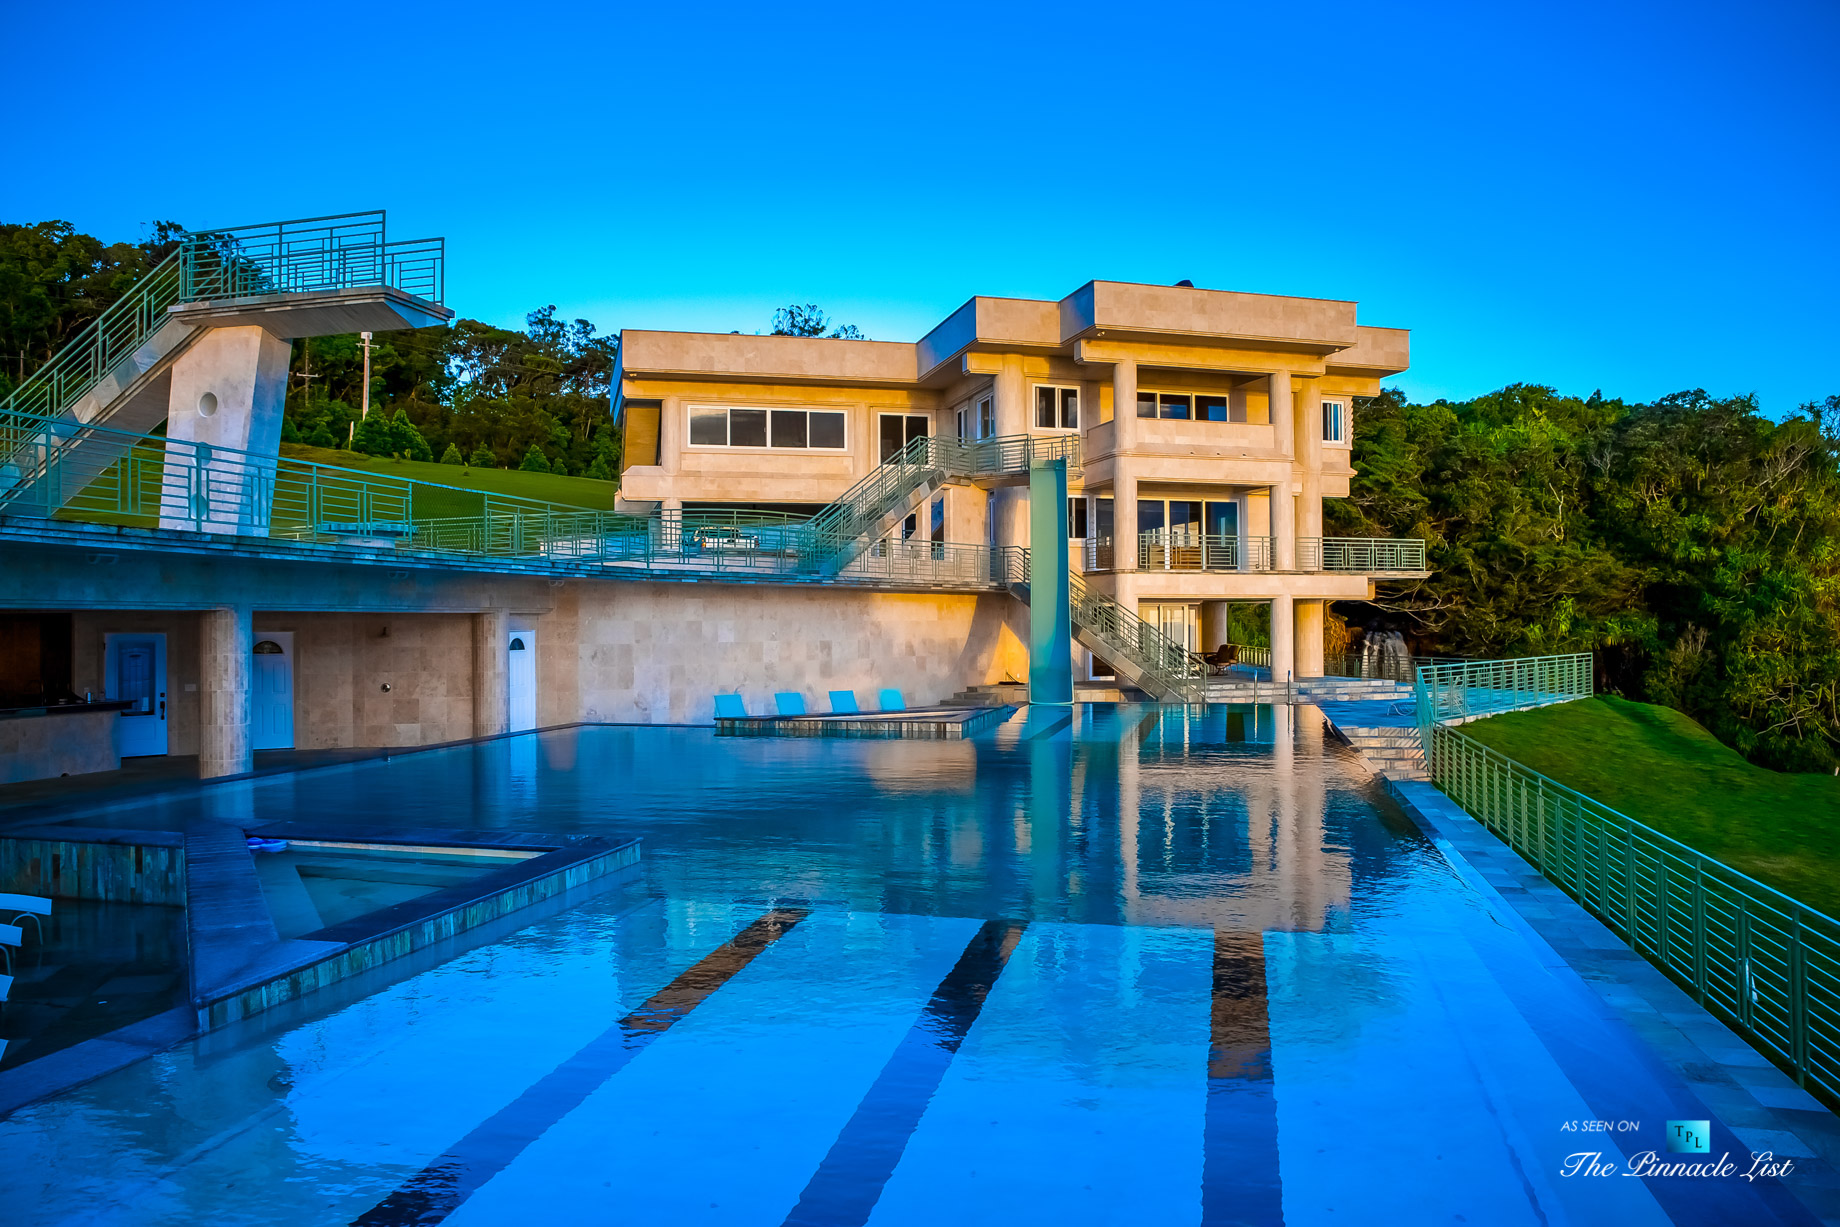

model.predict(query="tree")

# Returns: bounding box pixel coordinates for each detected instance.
[440,442,464,465]
[770,302,866,340]
[350,412,395,457]
[468,444,496,467]
[388,409,433,462]
[518,443,550,473]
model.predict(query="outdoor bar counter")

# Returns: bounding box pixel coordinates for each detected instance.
[0,700,132,784]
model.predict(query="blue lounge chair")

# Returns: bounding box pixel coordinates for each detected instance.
[878,688,906,712]
[829,690,861,714]
[774,692,808,717]
[713,694,748,719]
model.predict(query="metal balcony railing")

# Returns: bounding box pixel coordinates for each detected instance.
[1083,532,1426,574]
[180,212,445,305]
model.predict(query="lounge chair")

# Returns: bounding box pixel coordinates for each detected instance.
[774,692,808,717]
[0,923,19,974]
[829,690,861,714]
[0,973,10,1009]
[878,688,906,712]
[713,694,748,719]
[0,893,48,943]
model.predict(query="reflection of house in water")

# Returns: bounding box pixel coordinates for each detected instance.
[1107,704,1350,933]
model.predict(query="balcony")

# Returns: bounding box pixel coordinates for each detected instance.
[1084,531,1427,575]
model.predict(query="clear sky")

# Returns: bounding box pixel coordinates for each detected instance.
[5,0,1836,412]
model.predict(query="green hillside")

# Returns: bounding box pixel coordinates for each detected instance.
[1463,696,1840,916]
[280,443,620,511]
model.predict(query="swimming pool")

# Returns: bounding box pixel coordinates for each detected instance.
[0,706,1818,1224]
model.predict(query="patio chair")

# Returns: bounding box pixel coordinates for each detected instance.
[829,690,861,714]
[878,688,906,712]
[0,973,10,1009]
[0,893,49,943]
[713,694,748,719]
[0,923,19,975]
[774,692,808,717]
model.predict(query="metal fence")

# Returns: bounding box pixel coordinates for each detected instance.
[180,212,446,304]
[1414,652,1594,740]
[1084,532,1424,574]
[1429,723,1840,1103]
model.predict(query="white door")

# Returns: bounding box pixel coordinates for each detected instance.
[252,631,295,750]
[507,630,537,732]
[105,633,167,757]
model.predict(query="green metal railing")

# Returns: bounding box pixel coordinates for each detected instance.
[806,433,1081,574]
[1414,653,1593,744]
[1429,723,1840,1104]
[995,547,1204,702]
[181,212,444,304]
[1,254,185,432]
[1301,536,1427,573]
[1086,532,1426,574]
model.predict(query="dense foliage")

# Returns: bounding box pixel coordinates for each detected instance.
[1333,385,1840,772]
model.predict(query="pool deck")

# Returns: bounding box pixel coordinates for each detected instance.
[1379,770,1840,1221]
[716,704,1017,739]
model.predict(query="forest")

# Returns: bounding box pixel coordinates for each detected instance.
[4,218,1836,771]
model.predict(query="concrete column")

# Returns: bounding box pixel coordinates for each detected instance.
[1271,593,1295,685]
[994,355,1027,436]
[1295,599,1325,678]
[1270,370,1294,458]
[1297,379,1324,540]
[1272,480,1296,571]
[161,326,292,535]
[473,609,509,738]
[1112,358,1138,452]
[199,606,252,779]
[1113,464,1138,573]
[661,496,684,551]
[659,396,681,475]
[1200,600,1231,653]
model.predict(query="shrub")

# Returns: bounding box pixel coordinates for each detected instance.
[439,443,464,465]
[518,444,551,473]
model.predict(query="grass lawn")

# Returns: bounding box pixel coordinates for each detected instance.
[1462,695,1840,917]
[279,443,620,511]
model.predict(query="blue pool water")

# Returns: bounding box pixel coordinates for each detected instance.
[0,706,1817,1225]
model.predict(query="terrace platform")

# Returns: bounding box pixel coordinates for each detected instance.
[715,704,1017,740]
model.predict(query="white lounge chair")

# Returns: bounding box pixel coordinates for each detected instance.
[0,893,49,943]
[0,972,11,1009]
[0,923,18,975]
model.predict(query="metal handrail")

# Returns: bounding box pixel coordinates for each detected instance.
[994,546,1204,702]
[1429,721,1840,1104]
[1413,653,1594,745]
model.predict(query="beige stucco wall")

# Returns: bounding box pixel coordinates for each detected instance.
[537,581,1030,726]
[72,611,203,756]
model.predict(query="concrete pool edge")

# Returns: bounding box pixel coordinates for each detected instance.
[1381,774,1840,1223]
[198,830,643,1030]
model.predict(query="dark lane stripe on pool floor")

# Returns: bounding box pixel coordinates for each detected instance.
[1204,930,1283,1227]
[351,907,811,1227]
[780,918,1028,1227]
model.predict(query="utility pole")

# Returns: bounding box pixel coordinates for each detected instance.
[360,331,374,420]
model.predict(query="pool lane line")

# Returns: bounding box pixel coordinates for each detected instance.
[779,918,1029,1227]
[1203,929,1283,1227]
[350,906,811,1227]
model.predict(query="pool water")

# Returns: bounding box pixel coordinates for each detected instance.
[0,706,1815,1225]
[252,842,538,939]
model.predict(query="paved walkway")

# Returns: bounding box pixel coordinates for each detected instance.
[1386,774,1840,1223]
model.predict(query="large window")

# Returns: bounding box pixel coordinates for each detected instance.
[1067,497,1088,539]
[1137,390,1247,422]
[880,413,929,462]
[1323,400,1347,443]
[689,405,847,450]
[957,395,995,441]
[1034,385,1079,430]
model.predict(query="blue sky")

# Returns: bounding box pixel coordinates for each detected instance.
[6,0,1836,411]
